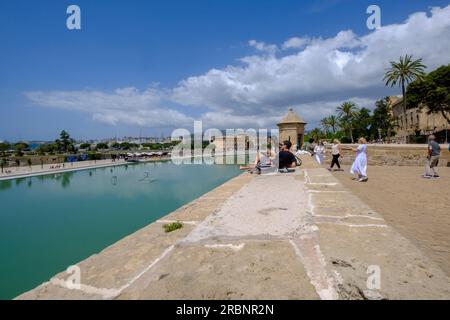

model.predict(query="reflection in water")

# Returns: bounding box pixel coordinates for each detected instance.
[27,180,32,188]
[138,171,158,184]
[61,173,72,189]
[111,176,118,186]
[0,180,12,190]
[15,178,26,186]
[50,172,74,189]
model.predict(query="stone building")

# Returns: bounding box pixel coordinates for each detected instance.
[277,108,307,150]
[389,96,449,143]
[209,133,250,155]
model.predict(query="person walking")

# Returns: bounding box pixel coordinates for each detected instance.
[314,141,326,165]
[350,138,368,182]
[328,139,342,172]
[424,135,441,179]
[307,138,316,156]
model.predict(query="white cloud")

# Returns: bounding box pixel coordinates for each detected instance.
[282,37,311,50]
[26,5,450,130]
[25,87,193,128]
[172,6,450,120]
[248,40,278,55]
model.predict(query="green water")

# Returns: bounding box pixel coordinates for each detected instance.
[0,162,241,299]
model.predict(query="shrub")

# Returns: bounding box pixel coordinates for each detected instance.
[163,221,183,233]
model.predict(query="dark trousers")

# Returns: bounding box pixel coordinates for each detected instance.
[330,154,341,169]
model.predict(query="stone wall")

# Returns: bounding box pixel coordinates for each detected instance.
[325,144,450,167]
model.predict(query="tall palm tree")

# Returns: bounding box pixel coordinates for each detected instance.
[337,102,359,143]
[384,54,427,113]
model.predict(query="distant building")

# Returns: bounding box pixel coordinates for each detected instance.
[389,96,449,143]
[277,108,307,150]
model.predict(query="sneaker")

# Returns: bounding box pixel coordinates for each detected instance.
[433,175,440,178]
[358,177,368,182]
[423,175,433,179]
[327,168,332,172]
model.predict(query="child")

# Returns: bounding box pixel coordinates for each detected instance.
[350,138,368,182]
[314,141,325,165]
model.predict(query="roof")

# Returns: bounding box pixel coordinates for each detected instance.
[278,108,306,125]
[388,96,403,108]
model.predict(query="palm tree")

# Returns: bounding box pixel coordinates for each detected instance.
[337,102,359,143]
[320,118,331,134]
[309,128,324,142]
[384,54,427,113]
[327,115,339,134]
[321,116,339,136]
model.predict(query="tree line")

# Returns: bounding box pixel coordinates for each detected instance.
[308,56,449,143]
[0,130,181,157]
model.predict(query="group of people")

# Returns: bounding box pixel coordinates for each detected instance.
[240,134,445,182]
[307,138,368,182]
[49,164,64,169]
[239,140,300,174]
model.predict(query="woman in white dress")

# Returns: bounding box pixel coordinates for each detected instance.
[350,138,368,182]
[314,141,326,165]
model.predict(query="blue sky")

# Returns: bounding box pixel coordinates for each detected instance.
[1,0,449,141]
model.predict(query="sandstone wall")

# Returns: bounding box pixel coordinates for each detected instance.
[324,144,450,167]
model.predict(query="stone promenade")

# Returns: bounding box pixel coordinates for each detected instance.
[17,156,450,300]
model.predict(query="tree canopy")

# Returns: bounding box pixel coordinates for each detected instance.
[406,64,450,124]
[55,130,75,153]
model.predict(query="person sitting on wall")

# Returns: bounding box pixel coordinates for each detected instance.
[278,140,297,170]
[239,148,273,174]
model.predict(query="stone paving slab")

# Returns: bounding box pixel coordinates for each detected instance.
[118,240,319,300]
[318,224,450,299]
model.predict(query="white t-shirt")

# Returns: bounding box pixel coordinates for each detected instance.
[259,152,272,166]
[314,145,325,155]
[331,144,340,155]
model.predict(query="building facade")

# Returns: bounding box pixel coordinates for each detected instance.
[389,96,449,143]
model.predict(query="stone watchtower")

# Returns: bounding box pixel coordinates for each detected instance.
[277,108,307,150]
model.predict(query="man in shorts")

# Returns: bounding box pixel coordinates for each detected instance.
[424,135,441,179]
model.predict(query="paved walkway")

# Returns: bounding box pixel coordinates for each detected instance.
[17,156,450,300]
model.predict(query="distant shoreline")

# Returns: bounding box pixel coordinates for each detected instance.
[0,158,170,181]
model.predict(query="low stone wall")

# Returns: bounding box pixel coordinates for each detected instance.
[325,144,450,167]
